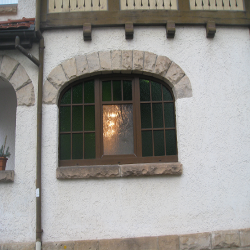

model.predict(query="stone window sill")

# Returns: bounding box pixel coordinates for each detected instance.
[0,170,15,183]
[56,162,182,179]
[0,4,17,14]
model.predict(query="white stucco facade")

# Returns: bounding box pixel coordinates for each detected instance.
[0,0,250,244]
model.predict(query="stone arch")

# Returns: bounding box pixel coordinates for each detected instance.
[0,55,35,106]
[43,50,192,104]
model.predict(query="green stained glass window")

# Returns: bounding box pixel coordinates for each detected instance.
[84,133,95,159]
[72,133,83,159]
[152,103,163,128]
[141,104,151,129]
[142,131,153,157]
[123,80,132,100]
[113,80,122,101]
[102,81,111,101]
[60,106,71,132]
[60,134,71,160]
[151,81,162,101]
[61,88,71,104]
[84,80,95,103]
[72,106,83,131]
[163,86,173,101]
[154,130,165,156]
[165,129,177,155]
[140,79,150,101]
[84,105,95,131]
[72,83,83,104]
[164,103,175,128]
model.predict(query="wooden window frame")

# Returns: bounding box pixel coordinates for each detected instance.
[59,74,178,167]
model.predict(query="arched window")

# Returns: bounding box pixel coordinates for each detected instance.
[59,75,177,166]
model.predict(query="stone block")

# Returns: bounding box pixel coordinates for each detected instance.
[16,83,35,106]
[75,55,89,76]
[133,50,144,73]
[144,52,157,73]
[240,228,250,247]
[1,242,35,250]
[9,64,31,91]
[111,50,122,72]
[87,52,100,73]
[121,162,182,177]
[212,230,240,249]
[165,62,185,86]
[56,165,120,179]
[158,235,179,250]
[47,65,68,89]
[74,240,98,250]
[62,58,77,80]
[42,241,74,250]
[0,170,14,182]
[99,51,112,72]
[121,50,132,73]
[155,56,171,77]
[179,232,211,250]
[43,80,58,104]
[0,55,19,80]
[99,237,158,250]
[173,75,192,100]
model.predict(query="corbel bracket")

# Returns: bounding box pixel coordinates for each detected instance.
[206,21,216,38]
[166,21,175,39]
[125,23,134,39]
[83,23,92,41]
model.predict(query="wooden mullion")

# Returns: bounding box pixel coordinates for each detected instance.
[178,0,190,11]
[95,78,102,159]
[108,0,120,11]
[70,87,73,160]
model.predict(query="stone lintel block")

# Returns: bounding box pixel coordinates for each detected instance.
[87,52,100,73]
[74,240,98,250]
[62,58,77,80]
[121,50,132,73]
[9,64,31,91]
[99,236,158,250]
[75,55,89,76]
[173,75,192,100]
[56,165,120,179]
[0,170,14,182]
[133,50,144,73]
[125,22,134,39]
[144,52,157,73]
[212,230,240,249]
[206,21,216,38]
[158,235,179,250]
[121,162,182,177]
[180,232,211,250]
[155,56,172,77]
[166,21,176,38]
[43,80,58,104]
[83,23,92,41]
[0,55,19,80]
[240,228,250,247]
[16,83,35,106]
[47,65,67,89]
[165,62,185,87]
[42,241,74,250]
[1,242,35,250]
[99,51,112,72]
[111,50,122,72]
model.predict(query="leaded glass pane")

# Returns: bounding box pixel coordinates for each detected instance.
[72,106,83,131]
[140,79,150,101]
[84,133,95,159]
[60,134,71,160]
[84,105,95,131]
[165,129,177,155]
[154,130,165,156]
[61,89,71,104]
[142,131,153,157]
[152,103,163,128]
[60,106,71,132]
[123,80,132,100]
[84,80,95,103]
[113,80,122,101]
[141,103,151,129]
[72,133,83,159]
[164,103,175,128]
[102,81,111,101]
[72,83,83,104]
[163,86,173,101]
[151,81,162,101]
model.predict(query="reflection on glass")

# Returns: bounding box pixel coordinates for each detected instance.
[103,105,134,155]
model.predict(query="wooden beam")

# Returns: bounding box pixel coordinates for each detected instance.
[166,21,175,38]
[206,21,216,38]
[83,23,92,41]
[125,22,134,39]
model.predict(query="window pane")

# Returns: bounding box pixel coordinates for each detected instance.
[60,134,71,160]
[123,80,132,101]
[72,133,83,159]
[165,129,177,155]
[154,130,165,156]
[72,83,83,104]
[60,106,71,132]
[60,89,71,104]
[163,86,173,101]
[151,81,162,101]
[84,80,95,103]
[84,133,95,159]
[102,81,111,101]
[142,131,153,157]
[152,103,163,128]
[140,103,152,129]
[164,103,175,128]
[113,80,122,101]
[84,105,95,131]
[103,105,134,155]
[140,79,150,101]
[72,106,83,131]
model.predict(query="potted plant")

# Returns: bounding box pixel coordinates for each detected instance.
[0,136,11,171]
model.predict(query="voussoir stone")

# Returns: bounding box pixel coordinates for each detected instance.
[62,57,77,80]
[212,230,240,249]
[121,50,132,72]
[0,55,19,80]
[1,242,35,250]
[0,170,14,182]
[42,241,74,250]
[47,65,67,89]
[87,52,100,73]
[173,75,192,99]
[16,83,35,106]
[75,55,89,76]
[158,235,179,250]
[133,50,144,72]
[99,51,112,72]
[179,232,211,250]
[165,62,185,86]
[240,228,250,247]
[155,56,172,77]
[144,52,157,73]
[9,64,31,91]
[74,240,99,250]
[111,50,122,72]
[43,80,58,104]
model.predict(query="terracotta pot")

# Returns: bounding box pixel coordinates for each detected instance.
[0,157,8,171]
